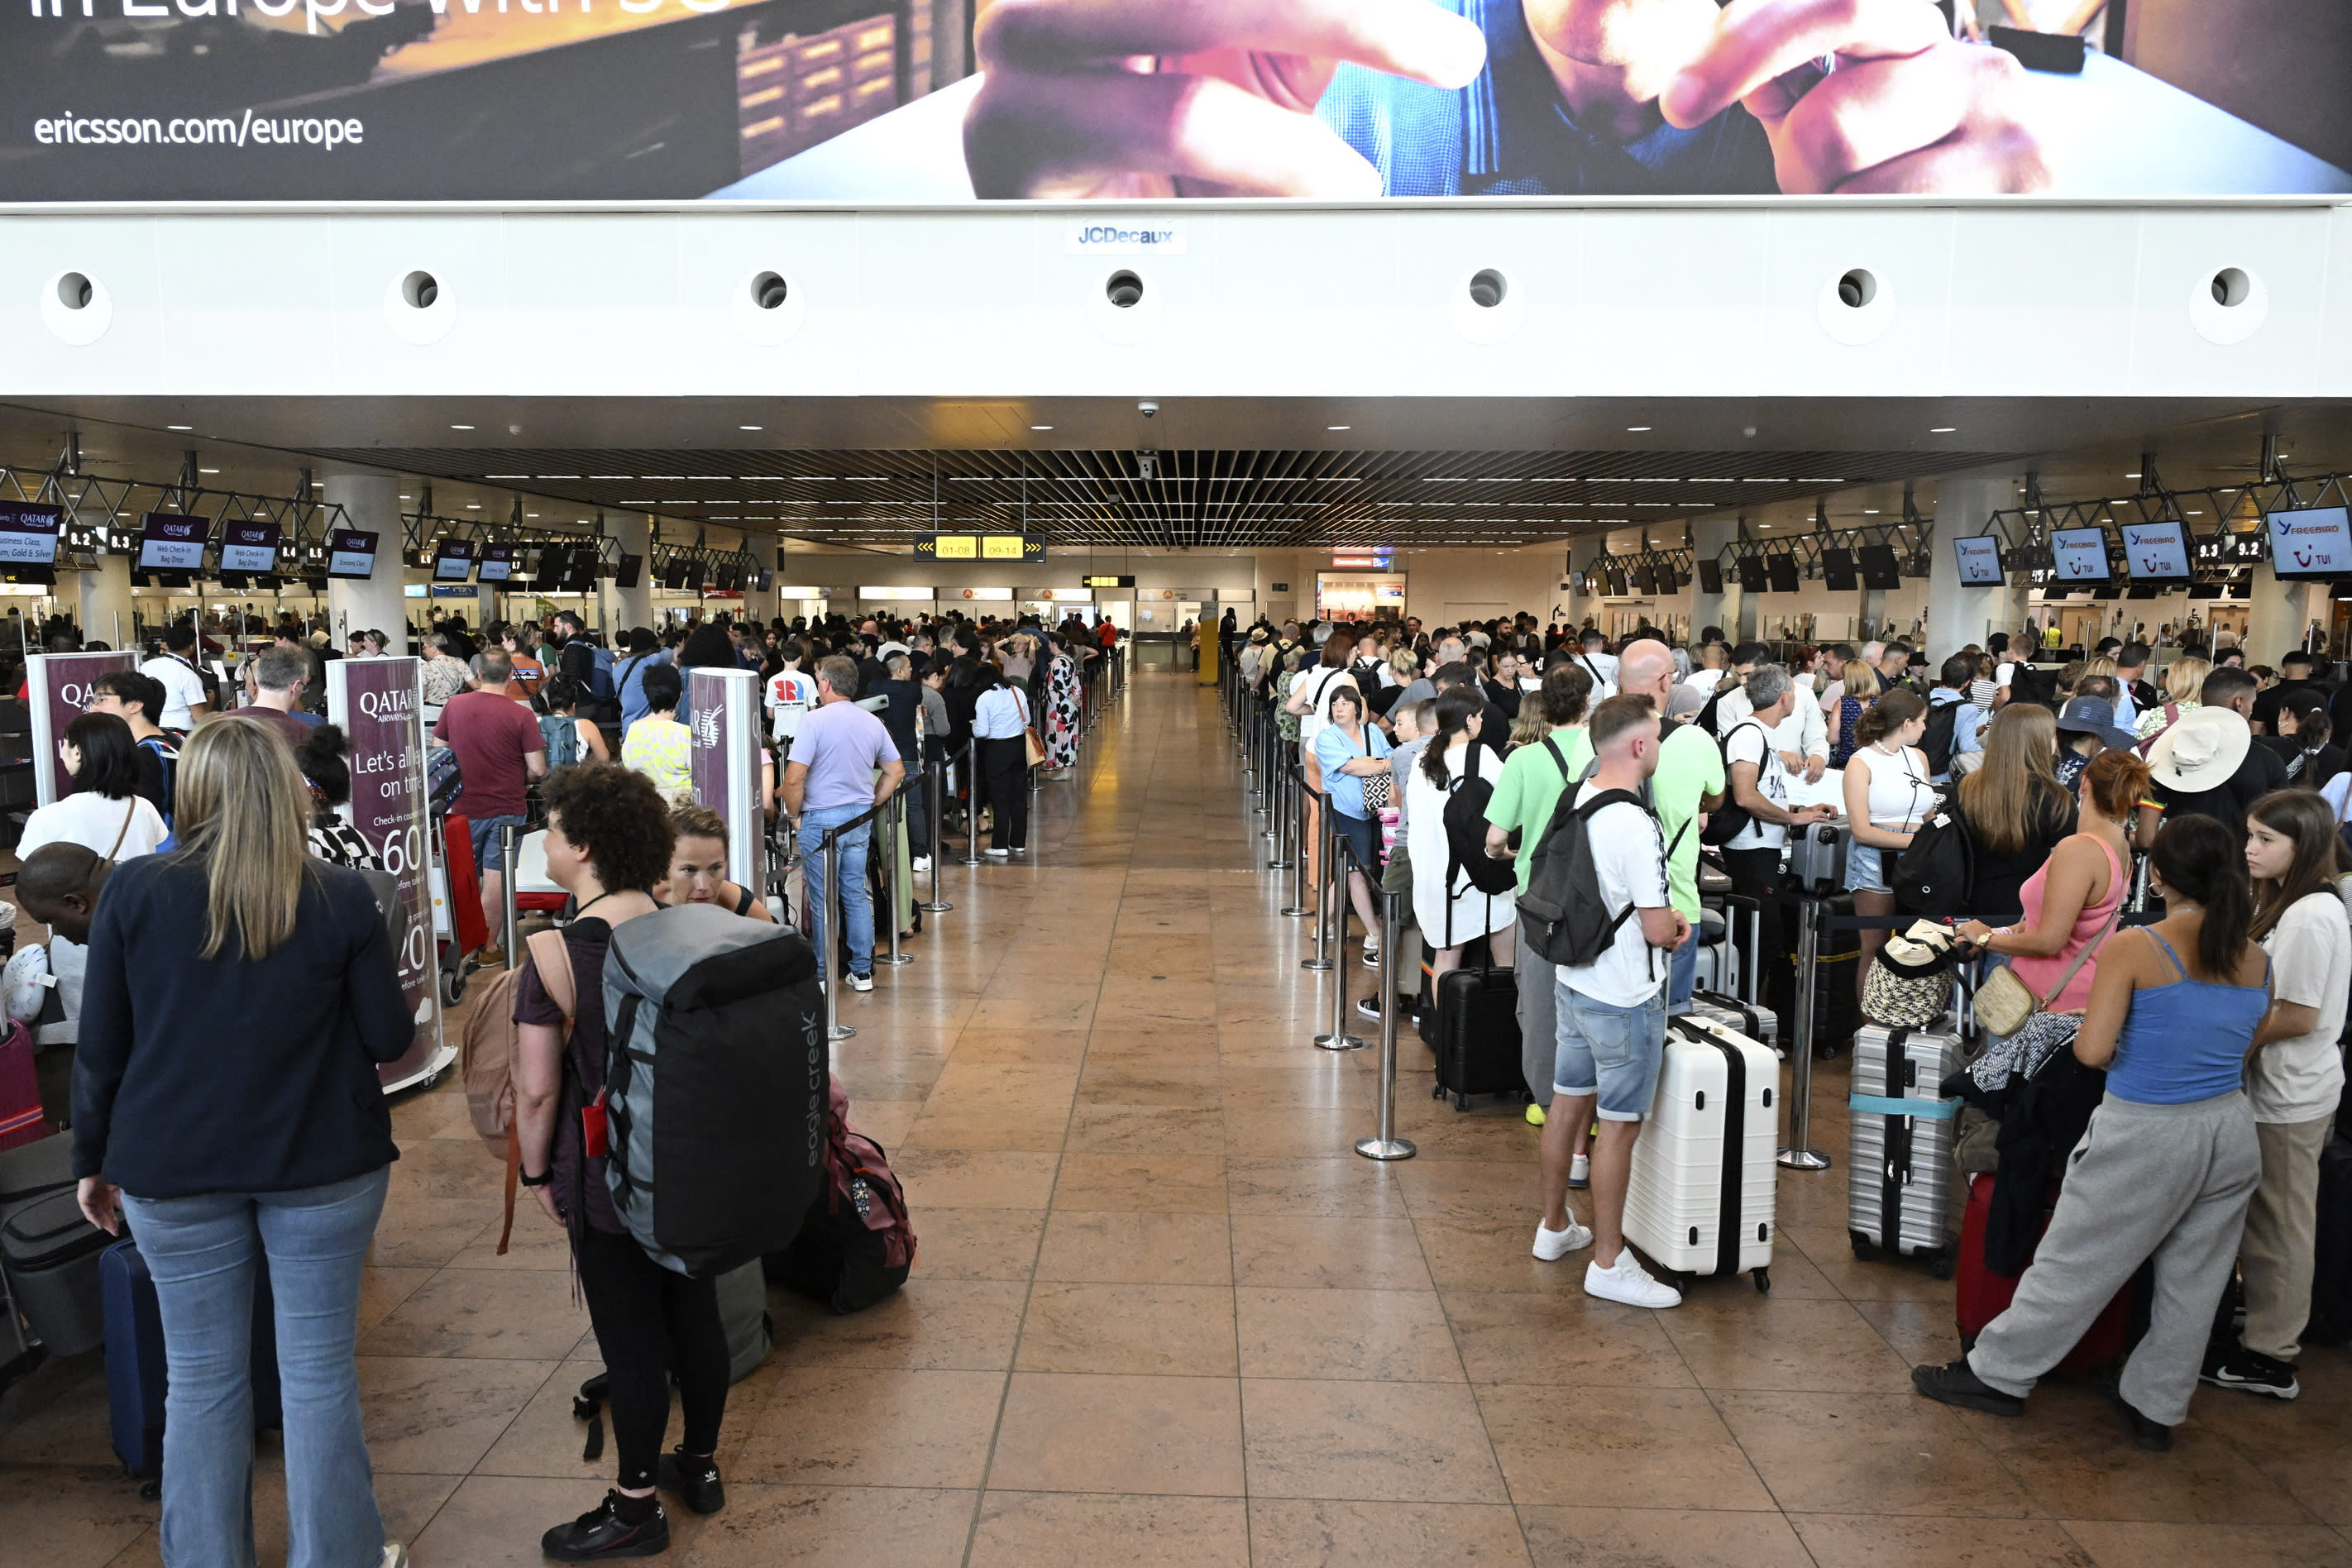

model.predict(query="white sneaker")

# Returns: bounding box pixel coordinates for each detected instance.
[913,857,931,872]
[1532,1220,1594,1261]
[1361,933,1379,956]
[1568,1153,1590,1189]
[985,848,1011,859]
[1585,1251,1682,1309]
[846,972,874,992]
[381,1546,410,1568]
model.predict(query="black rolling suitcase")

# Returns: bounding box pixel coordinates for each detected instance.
[1428,963,1523,1111]
[2310,1126,2352,1345]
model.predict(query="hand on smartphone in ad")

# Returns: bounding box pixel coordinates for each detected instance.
[1660,0,2051,193]
[964,0,1488,198]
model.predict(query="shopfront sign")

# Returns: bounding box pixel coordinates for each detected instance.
[687,667,762,894]
[327,656,451,1094]
[26,650,136,806]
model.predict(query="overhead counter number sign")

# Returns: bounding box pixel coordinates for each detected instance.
[916,533,1047,562]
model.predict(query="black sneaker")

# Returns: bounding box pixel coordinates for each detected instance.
[542,1492,670,1561]
[1910,1359,2026,1417]
[1356,996,1382,1021]
[2201,1346,2301,1401]
[656,1450,725,1515]
[2110,1387,2173,1451]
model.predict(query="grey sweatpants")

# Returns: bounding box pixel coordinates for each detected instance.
[1517,943,1556,1105]
[1968,1091,2259,1426]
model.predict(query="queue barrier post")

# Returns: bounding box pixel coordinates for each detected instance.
[958,743,985,868]
[1355,887,1416,1159]
[1776,893,1831,1172]
[876,791,914,968]
[919,755,953,913]
[1313,834,1368,1051]
[822,825,855,1041]
[1280,755,1315,918]
[1299,775,1336,968]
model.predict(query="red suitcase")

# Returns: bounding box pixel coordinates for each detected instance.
[1955,1172,2132,1374]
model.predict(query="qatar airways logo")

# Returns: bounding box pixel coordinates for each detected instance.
[692,706,724,748]
[357,688,414,722]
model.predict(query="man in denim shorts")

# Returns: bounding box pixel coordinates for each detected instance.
[1530,696,1690,1310]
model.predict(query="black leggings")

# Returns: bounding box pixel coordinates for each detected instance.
[979,737,1029,850]
[573,1224,728,1489]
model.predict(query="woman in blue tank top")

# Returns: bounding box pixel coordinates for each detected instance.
[1915,817,2269,1449]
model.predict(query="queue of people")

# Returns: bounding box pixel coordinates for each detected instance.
[1234,609,2346,1449]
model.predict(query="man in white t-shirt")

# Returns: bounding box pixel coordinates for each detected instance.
[138,623,212,733]
[1719,665,1834,1043]
[1531,694,1690,1310]
[1573,629,1620,703]
[766,656,819,745]
[1712,645,1828,783]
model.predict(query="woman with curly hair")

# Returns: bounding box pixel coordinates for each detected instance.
[509,764,723,1558]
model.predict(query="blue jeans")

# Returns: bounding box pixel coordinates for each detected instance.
[1552,985,1668,1121]
[798,802,874,978]
[1666,931,1699,1017]
[469,812,530,873]
[119,1166,391,1568]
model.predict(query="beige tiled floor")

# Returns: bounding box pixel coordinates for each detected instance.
[6,666,2351,1566]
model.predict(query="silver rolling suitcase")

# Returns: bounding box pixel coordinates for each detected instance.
[1623,1014,1780,1294]
[1846,1020,1964,1275]
[1788,819,1851,896]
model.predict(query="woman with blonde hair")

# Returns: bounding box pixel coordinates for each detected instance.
[2135,655,2211,745]
[73,716,414,1568]
[1824,659,1882,766]
[1954,703,2078,925]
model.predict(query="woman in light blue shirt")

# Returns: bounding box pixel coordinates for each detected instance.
[1312,685,1393,952]
[969,668,1033,858]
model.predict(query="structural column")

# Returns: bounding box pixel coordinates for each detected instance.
[1927,472,2029,655]
[324,475,412,651]
[2245,566,2321,662]
[77,553,134,650]
[610,512,653,631]
[1690,516,1738,643]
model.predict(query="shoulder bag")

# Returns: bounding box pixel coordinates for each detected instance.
[1014,688,1046,769]
[1973,905,2119,1040]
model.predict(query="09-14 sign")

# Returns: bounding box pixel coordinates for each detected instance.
[916,533,1046,562]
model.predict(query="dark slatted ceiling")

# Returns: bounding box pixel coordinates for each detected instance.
[304,446,2020,550]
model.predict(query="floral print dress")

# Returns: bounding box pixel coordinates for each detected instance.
[1046,653,1080,769]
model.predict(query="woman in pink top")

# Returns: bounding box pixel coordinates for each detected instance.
[1958,749,2148,1009]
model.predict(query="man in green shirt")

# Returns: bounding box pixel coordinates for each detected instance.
[1617,639,1726,1017]
[1483,661,1599,1140]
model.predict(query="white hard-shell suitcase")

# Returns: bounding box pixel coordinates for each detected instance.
[1623,1014,1781,1293]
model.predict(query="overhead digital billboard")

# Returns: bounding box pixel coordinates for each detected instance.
[2,2,2345,200]
[2049,526,2112,582]
[2267,506,2352,579]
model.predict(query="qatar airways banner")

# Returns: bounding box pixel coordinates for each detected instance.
[2,0,2348,201]
[327,655,453,1096]
[26,651,137,808]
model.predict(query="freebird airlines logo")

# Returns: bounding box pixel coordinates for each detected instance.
[2270,514,2347,572]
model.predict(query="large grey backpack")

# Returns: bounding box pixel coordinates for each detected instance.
[600,903,828,1277]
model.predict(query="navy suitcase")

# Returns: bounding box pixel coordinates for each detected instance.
[102,1238,280,1497]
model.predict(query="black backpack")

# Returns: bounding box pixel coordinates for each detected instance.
[1919,700,1962,778]
[2008,664,2059,713]
[1442,772,1519,899]
[1699,721,1766,847]
[1891,791,1977,918]
[1519,782,1681,967]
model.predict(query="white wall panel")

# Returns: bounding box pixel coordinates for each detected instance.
[0,201,2344,400]
[1575,209,1771,399]
[1757,208,1957,396]
[325,215,511,395]
[2125,207,2331,395]
[1946,209,2144,394]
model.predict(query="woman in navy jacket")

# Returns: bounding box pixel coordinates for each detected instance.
[74,715,414,1568]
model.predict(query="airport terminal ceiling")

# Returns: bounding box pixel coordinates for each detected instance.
[2,395,2349,555]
